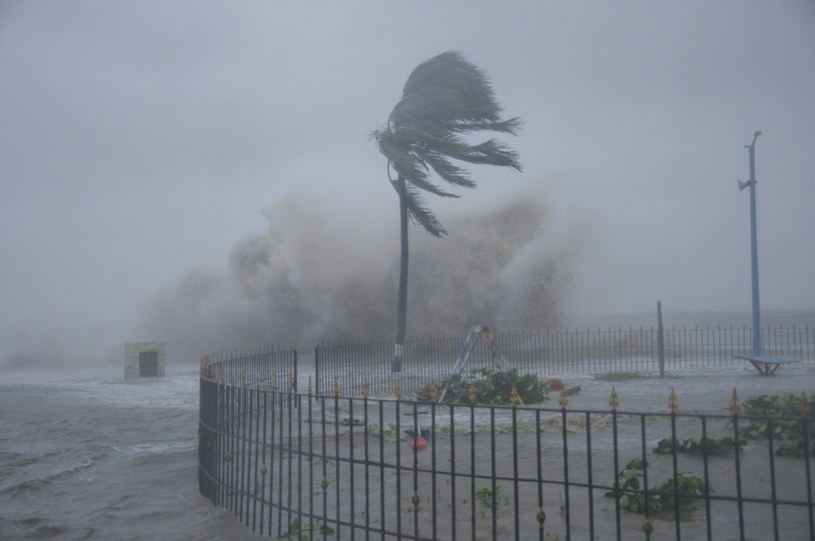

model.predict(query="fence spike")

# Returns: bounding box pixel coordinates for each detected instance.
[429,382,437,402]
[730,388,741,415]
[362,379,369,398]
[469,384,477,405]
[395,380,402,401]
[798,391,810,417]
[333,376,340,397]
[536,507,547,528]
[668,388,678,413]
[559,387,570,408]
[609,386,619,411]
[511,385,522,406]
[643,516,654,536]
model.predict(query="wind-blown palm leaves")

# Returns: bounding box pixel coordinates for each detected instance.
[373,51,522,371]
[375,50,522,237]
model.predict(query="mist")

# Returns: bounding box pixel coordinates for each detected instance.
[132,189,585,363]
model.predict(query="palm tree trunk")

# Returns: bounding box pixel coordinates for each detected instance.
[393,174,408,372]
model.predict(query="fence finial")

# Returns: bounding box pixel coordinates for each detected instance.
[469,384,477,405]
[798,391,810,417]
[609,386,619,411]
[559,387,570,408]
[411,491,421,511]
[395,380,402,401]
[333,376,340,397]
[536,507,546,528]
[643,516,654,536]
[429,382,437,402]
[272,375,278,391]
[362,379,370,398]
[511,385,521,406]
[668,388,678,413]
[730,388,742,414]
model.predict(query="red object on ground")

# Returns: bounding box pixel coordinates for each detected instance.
[410,436,427,451]
[548,378,565,391]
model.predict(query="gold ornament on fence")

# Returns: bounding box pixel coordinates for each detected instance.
[395,381,403,401]
[798,391,810,417]
[730,388,741,415]
[536,507,546,528]
[510,385,521,406]
[642,517,654,536]
[559,387,570,408]
[609,386,620,411]
[668,388,678,413]
[362,379,370,398]
[333,376,340,397]
[468,384,477,405]
[429,383,437,402]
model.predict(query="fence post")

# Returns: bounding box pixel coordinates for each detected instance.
[657,301,665,377]
[314,346,320,396]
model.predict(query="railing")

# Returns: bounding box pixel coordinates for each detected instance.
[315,325,815,397]
[199,343,815,540]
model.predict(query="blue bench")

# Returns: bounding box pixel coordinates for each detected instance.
[735,355,799,375]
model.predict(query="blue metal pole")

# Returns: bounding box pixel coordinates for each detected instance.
[746,131,762,356]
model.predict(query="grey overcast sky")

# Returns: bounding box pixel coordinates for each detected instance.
[1,1,814,357]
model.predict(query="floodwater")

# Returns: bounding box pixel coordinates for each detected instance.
[1,361,813,540]
[0,369,255,540]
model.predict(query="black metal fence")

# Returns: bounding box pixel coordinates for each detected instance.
[199,342,815,540]
[315,325,815,397]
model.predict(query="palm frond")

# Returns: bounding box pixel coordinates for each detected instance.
[397,51,503,125]
[409,129,522,171]
[377,50,522,237]
[445,116,524,136]
[376,131,459,198]
[419,151,475,189]
[392,180,447,237]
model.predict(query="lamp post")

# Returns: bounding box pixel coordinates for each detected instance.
[738,130,762,356]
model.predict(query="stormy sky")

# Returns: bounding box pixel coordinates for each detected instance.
[1,1,814,365]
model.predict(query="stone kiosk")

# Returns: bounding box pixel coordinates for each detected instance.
[124,342,165,379]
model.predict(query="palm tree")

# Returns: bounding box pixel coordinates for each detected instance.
[374,51,522,372]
